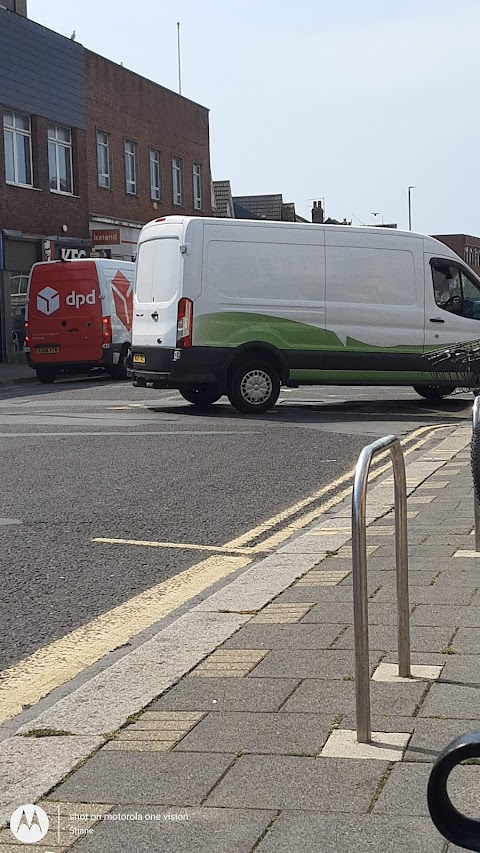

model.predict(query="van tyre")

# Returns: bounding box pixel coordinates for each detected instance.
[227,360,280,414]
[179,385,222,408]
[36,367,56,384]
[108,346,130,380]
[413,384,456,401]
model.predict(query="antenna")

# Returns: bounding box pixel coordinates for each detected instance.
[177,22,182,95]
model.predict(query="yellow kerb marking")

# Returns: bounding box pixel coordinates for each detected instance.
[93,538,269,555]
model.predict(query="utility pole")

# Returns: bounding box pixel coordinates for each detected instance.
[177,22,182,96]
[408,186,415,231]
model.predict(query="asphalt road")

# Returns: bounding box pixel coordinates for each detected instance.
[0,377,473,671]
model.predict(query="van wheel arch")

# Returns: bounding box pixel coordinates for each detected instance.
[224,344,289,385]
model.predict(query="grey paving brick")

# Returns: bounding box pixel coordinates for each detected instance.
[405,718,480,762]
[451,627,480,654]
[440,653,479,683]
[300,602,402,625]
[411,605,480,627]
[255,812,445,852]
[276,585,355,603]
[282,678,426,718]
[374,762,480,830]
[71,806,274,853]
[335,625,453,653]
[420,682,480,720]
[434,571,480,588]
[174,711,332,755]
[48,752,235,805]
[206,754,388,811]
[372,586,475,606]
[150,677,300,712]
[339,569,438,587]
[223,623,344,650]
[248,649,379,680]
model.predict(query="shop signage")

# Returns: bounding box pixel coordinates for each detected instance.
[91,229,121,245]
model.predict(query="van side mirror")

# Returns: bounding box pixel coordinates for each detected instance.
[428,731,480,851]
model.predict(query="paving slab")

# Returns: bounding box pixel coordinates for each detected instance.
[173,711,333,755]
[405,717,480,762]
[335,625,453,653]
[255,812,444,852]
[282,677,427,718]
[222,623,344,650]
[300,602,403,625]
[439,653,480,683]
[70,806,274,853]
[206,754,388,811]
[419,682,480,720]
[150,677,300,713]
[451,627,480,654]
[411,605,480,627]
[248,649,379,680]
[372,586,476,606]
[48,752,235,806]
[374,761,480,823]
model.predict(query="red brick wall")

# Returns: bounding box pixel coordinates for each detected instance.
[0,112,89,238]
[85,51,212,224]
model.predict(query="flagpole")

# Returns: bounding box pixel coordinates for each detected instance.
[177,22,182,95]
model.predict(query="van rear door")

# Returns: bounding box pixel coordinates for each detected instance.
[28,261,103,364]
[133,235,182,349]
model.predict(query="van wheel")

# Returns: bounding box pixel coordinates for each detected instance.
[36,367,56,384]
[109,347,129,380]
[179,385,222,408]
[413,384,456,400]
[227,360,280,414]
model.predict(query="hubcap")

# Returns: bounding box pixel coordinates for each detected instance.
[240,370,272,405]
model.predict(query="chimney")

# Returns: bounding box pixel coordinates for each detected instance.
[311,200,324,224]
[2,0,27,14]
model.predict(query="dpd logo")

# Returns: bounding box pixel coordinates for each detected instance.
[10,804,49,844]
[37,287,60,316]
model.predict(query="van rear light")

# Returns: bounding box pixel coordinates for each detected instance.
[176,298,193,348]
[102,316,112,345]
[24,320,29,346]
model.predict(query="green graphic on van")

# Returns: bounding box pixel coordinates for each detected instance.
[193,312,422,354]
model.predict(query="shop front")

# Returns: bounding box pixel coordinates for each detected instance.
[89,218,142,262]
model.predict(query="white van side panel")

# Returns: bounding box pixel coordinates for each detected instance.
[195,221,326,350]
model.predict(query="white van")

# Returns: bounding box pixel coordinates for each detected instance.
[130,216,480,413]
[27,258,135,383]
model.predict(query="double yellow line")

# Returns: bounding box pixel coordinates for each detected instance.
[0,423,449,724]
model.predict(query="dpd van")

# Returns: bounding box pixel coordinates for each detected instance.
[130,216,480,413]
[26,258,135,384]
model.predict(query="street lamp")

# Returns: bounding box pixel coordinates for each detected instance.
[408,186,416,231]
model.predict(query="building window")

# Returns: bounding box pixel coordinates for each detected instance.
[48,124,73,194]
[125,139,137,195]
[149,149,161,200]
[172,156,183,205]
[3,111,33,186]
[193,163,202,210]
[96,130,111,188]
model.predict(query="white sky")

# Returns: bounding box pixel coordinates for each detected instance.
[28,0,480,234]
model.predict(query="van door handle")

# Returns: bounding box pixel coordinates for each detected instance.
[429,317,445,323]
[135,313,144,317]
[151,312,159,321]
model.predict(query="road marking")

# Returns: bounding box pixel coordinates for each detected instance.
[0,422,450,725]
[93,537,269,555]
[0,554,250,724]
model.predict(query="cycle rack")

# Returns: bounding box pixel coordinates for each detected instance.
[473,397,480,552]
[352,434,411,743]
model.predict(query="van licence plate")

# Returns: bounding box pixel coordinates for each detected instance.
[36,346,60,354]
[133,353,146,364]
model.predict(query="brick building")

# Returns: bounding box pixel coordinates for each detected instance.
[432,234,480,277]
[0,5,212,362]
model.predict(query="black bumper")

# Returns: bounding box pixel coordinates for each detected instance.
[129,346,230,388]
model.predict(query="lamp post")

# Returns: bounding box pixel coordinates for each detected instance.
[408,186,416,231]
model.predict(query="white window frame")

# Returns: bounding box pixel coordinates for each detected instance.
[96,130,111,189]
[193,162,202,210]
[172,156,183,205]
[149,148,161,200]
[3,110,33,187]
[124,139,137,195]
[48,124,73,195]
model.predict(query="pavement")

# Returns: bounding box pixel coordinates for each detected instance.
[1,420,479,851]
[0,362,35,387]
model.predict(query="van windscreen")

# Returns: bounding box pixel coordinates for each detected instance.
[136,237,179,304]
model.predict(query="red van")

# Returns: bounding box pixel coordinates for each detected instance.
[26,259,135,384]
